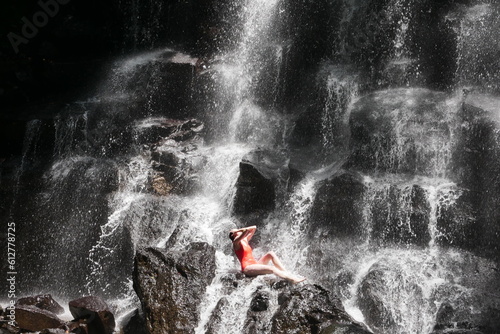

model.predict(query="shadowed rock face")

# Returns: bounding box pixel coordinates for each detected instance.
[202,281,371,334]
[133,242,216,334]
[347,88,454,176]
[309,170,366,240]
[449,93,500,259]
[14,305,64,332]
[16,294,64,315]
[69,296,116,334]
[271,284,369,334]
[233,148,289,216]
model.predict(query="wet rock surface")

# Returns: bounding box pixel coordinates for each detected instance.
[16,294,64,315]
[370,183,431,246]
[69,296,115,334]
[450,93,500,260]
[357,267,399,333]
[233,148,290,215]
[271,284,369,334]
[133,242,216,334]
[144,118,205,196]
[14,305,64,332]
[309,170,366,239]
[121,309,147,334]
[347,88,452,175]
[205,297,230,334]
[243,288,274,334]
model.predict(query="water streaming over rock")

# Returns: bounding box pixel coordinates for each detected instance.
[3,0,500,333]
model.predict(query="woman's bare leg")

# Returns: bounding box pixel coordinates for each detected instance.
[243,264,305,284]
[258,251,286,271]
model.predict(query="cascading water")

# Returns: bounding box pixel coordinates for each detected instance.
[3,0,500,333]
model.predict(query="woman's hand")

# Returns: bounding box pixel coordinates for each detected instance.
[230,225,256,233]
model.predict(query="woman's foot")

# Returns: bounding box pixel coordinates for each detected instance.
[291,276,306,284]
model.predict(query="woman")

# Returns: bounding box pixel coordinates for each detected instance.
[229,225,305,284]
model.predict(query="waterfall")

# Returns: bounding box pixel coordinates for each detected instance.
[450,3,500,93]
[216,0,284,145]
[320,64,358,159]
[13,120,43,193]
[4,0,500,333]
[53,111,89,158]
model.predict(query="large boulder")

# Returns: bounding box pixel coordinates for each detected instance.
[446,4,500,93]
[133,242,216,334]
[141,118,205,196]
[243,288,274,334]
[14,304,64,332]
[205,297,229,334]
[136,118,204,146]
[346,88,454,176]
[233,149,289,215]
[270,284,369,334]
[435,187,478,252]
[16,294,64,315]
[68,296,115,334]
[309,170,366,239]
[121,309,147,334]
[368,181,431,246]
[357,266,399,333]
[450,93,500,259]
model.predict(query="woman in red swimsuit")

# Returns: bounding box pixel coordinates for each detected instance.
[229,225,305,284]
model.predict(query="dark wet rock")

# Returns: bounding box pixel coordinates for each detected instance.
[68,296,115,334]
[430,282,500,334]
[16,294,64,315]
[250,290,270,312]
[137,118,204,146]
[205,297,229,334]
[271,284,368,334]
[357,268,397,333]
[243,288,274,334]
[0,319,19,334]
[435,302,456,325]
[288,106,322,149]
[450,93,500,260]
[152,151,180,166]
[370,183,431,246]
[65,319,89,334]
[122,309,147,334]
[346,88,453,176]
[40,329,68,334]
[357,262,446,334]
[14,304,64,332]
[281,0,340,110]
[320,323,376,334]
[143,118,205,196]
[133,242,216,334]
[309,170,366,239]
[288,164,308,191]
[435,188,478,251]
[149,151,204,196]
[431,315,487,334]
[233,149,289,215]
[233,160,275,214]
[447,4,500,93]
[430,330,484,334]
[218,271,247,293]
[111,60,199,120]
[339,1,457,90]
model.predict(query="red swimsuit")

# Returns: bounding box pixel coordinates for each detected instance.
[234,240,258,271]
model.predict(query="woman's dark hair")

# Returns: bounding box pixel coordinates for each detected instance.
[229,232,235,241]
